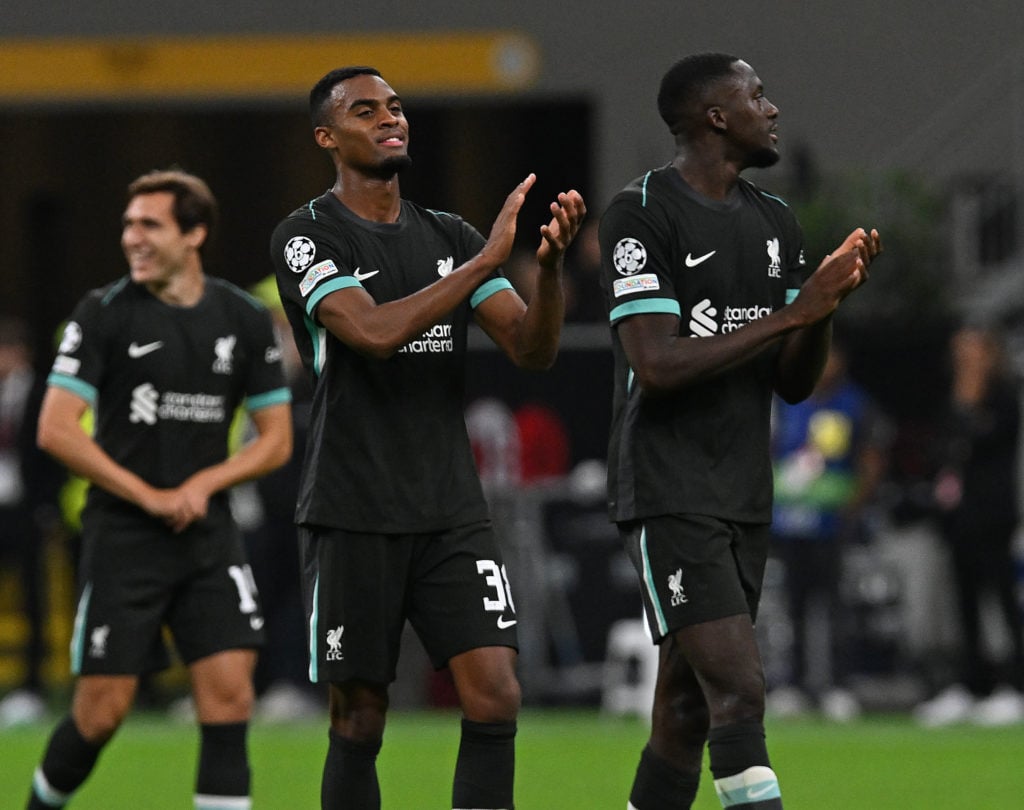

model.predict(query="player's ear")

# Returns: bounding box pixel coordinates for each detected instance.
[706,105,727,132]
[314,126,336,149]
[185,223,208,251]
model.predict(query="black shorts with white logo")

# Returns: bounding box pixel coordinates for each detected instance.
[72,507,264,675]
[621,513,770,643]
[299,520,519,684]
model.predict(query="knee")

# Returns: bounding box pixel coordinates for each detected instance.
[461,671,521,724]
[72,690,132,744]
[707,670,766,725]
[329,681,388,742]
[198,677,255,723]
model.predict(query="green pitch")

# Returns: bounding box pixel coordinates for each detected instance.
[4,709,1023,808]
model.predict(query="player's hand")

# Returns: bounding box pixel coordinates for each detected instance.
[479,174,537,268]
[537,189,587,270]
[789,249,865,326]
[827,228,882,288]
[139,485,206,533]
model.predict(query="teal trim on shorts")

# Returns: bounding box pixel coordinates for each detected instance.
[245,387,291,412]
[70,582,92,675]
[308,574,320,683]
[639,524,668,637]
[609,297,680,324]
[471,277,513,309]
[46,373,97,407]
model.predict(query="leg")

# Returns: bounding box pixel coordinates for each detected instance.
[948,534,987,693]
[190,649,257,809]
[449,646,520,810]
[629,637,706,809]
[322,679,389,810]
[779,541,809,692]
[26,676,136,809]
[677,615,781,809]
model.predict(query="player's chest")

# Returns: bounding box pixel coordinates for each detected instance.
[108,313,242,390]
[345,234,463,303]
[671,213,789,289]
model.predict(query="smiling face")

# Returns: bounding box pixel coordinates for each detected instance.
[316,73,412,179]
[121,191,205,288]
[717,60,780,169]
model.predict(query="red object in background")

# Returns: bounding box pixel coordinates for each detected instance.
[515,403,570,482]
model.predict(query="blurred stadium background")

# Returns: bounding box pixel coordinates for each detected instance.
[2,2,1024,805]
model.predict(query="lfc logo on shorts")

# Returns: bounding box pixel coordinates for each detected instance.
[325,626,345,661]
[90,625,111,658]
[668,569,688,607]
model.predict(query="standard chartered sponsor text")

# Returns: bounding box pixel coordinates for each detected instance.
[399,323,454,354]
[160,391,226,423]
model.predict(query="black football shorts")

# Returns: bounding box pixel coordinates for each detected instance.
[621,513,770,642]
[71,509,264,675]
[299,520,519,684]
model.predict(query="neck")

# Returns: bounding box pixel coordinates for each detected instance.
[671,149,741,201]
[147,265,205,307]
[332,169,401,223]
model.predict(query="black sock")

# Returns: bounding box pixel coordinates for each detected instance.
[322,729,381,810]
[707,721,769,779]
[196,722,250,801]
[452,718,516,809]
[628,744,700,809]
[27,716,103,809]
[707,722,782,808]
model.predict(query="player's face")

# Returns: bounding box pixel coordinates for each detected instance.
[720,61,780,169]
[121,192,205,286]
[320,74,411,178]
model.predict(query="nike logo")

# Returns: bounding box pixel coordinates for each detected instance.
[352,267,379,282]
[685,250,716,267]
[496,616,517,630]
[128,341,164,358]
[746,784,776,800]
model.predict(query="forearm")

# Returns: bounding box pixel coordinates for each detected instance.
[183,405,292,497]
[39,424,155,509]
[321,252,499,359]
[512,264,565,369]
[626,306,804,394]
[774,316,832,403]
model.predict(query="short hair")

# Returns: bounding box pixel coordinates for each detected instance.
[309,66,382,128]
[126,169,218,238]
[657,52,741,135]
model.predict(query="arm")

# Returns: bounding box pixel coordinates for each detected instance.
[37,385,168,518]
[171,402,292,532]
[475,189,587,369]
[319,175,540,359]
[620,229,880,397]
[774,228,882,402]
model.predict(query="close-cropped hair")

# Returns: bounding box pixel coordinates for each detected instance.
[309,66,383,128]
[126,169,218,237]
[657,52,740,134]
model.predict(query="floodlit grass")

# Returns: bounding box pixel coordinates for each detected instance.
[4,709,1024,808]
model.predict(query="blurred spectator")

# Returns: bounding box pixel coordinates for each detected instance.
[767,342,890,721]
[0,317,62,728]
[914,324,1024,726]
